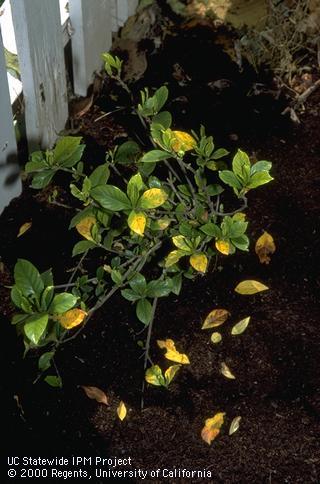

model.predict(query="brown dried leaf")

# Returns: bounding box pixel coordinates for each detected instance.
[81,386,109,405]
[201,412,225,445]
[255,231,276,264]
[202,309,230,329]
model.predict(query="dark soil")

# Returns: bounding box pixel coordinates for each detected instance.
[1,12,320,484]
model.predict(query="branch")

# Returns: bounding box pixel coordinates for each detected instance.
[141,297,158,410]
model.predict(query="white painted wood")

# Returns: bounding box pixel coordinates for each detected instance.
[110,0,119,31]
[128,0,139,17]
[11,0,68,149]
[116,0,129,26]
[69,0,112,96]
[0,29,21,214]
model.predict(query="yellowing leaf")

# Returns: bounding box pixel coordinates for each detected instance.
[201,412,225,445]
[57,308,87,329]
[235,280,269,295]
[165,250,184,268]
[81,386,109,405]
[233,212,246,221]
[117,401,127,421]
[190,253,208,273]
[139,188,168,209]
[76,216,96,240]
[171,131,197,153]
[211,332,222,344]
[172,235,191,251]
[215,239,231,255]
[229,416,242,435]
[17,221,32,237]
[164,364,181,385]
[255,231,276,264]
[145,365,165,386]
[154,218,171,230]
[202,309,230,329]
[231,316,251,335]
[221,362,236,379]
[128,211,146,236]
[157,339,190,364]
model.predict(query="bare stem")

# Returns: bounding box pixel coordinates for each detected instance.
[141,297,158,410]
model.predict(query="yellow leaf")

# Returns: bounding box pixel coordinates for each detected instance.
[255,231,276,264]
[232,212,246,221]
[17,221,32,237]
[157,339,190,364]
[145,365,165,386]
[202,309,230,329]
[215,239,231,255]
[171,131,197,153]
[235,280,269,295]
[172,235,191,251]
[211,332,222,344]
[201,412,225,445]
[117,401,127,421]
[81,386,109,405]
[231,316,251,335]
[221,362,236,379]
[128,211,146,236]
[57,308,87,329]
[229,416,242,435]
[76,216,96,240]
[139,188,168,209]
[190,253,208,273]
[165,250,184,268]
[164,364,181,385]
[153,218,171,230]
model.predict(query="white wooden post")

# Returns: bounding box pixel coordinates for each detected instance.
[69,0,112,97]
[11,0,68,149]
[0,29,21,214]
[116,0,138,27]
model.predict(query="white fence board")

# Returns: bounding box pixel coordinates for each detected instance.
[69,0,112,96]
[116,0,138,27]
[11,0,68,149]
[0,29,21,213]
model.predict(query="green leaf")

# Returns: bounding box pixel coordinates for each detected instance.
[44,375,62,388]
[11,286,23,309]
[247,171,273,189]
[40,269,53,287]
[219,170,242,190]
[137,161,156,177]
[250,160,272,175]
[206,184,224,196]
[11,314,29,325]
[170,274,182,295]
[228,221,248,238]
[69,207,95,229]
[89,164,110,188]
[40,286,54,311]
[91,185,131,211]
[136,298,153,325]
[129,273,147,296]
[49,293,77,314]
[152,111,172,129]
[121,289,141,302]
[24,313,49,345]
[31,170,55,189]
[147,279,172,298]
[231,235,249,251]
[38,351,55,371]
[25,158,47,173]
[14,259,44,298]
[72,240,96,257]
[200,223,221,238]
[53,136,84,167]
[232,149,251,183]
[115,141,141,165]
[111,269,123,285]
[231,316,251,335]
[212,148,229,159]
[140,150,170,163]
[153,86,168,113]
[127,173,144,205]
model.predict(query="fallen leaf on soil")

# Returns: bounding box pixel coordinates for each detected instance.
[221,362,236,379]
[81,386,109,405]
[17,222,32,237]
[215,239,231,255]
[231,316,251,335]
[229,416,242,435]
[189,253,208,273]
[202,309,230,329]
[211,332,222,343]
[117,401,127,421]
[57,308,87,329]
[255,231,276,264]
[235,280,269,295]
[157,339,190,364]
[70,93,94,119]
[171,131,197,152]
[76,216,96,240]
[201,412,225,445]
[164,365,181,385]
